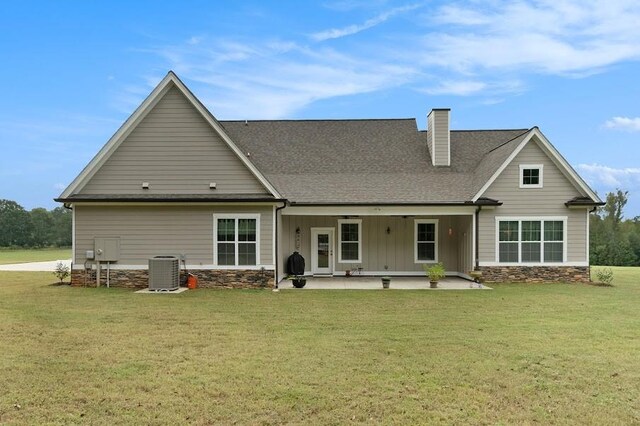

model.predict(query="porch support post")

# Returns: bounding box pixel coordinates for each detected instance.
[473,207,480,269]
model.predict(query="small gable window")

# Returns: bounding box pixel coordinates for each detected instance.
[519,164,543,188]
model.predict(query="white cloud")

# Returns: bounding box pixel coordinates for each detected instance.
[604,116,640,132]
[421,0,640,75]
[419,79,524,97]
[53,183,66,190]
[576,163,640,188]
[149,40,416,119]
[133,1,640,119]
[421,80,487,96]
[310,4,421,41]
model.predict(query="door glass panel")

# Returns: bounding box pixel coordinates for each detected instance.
[317,234,329,268]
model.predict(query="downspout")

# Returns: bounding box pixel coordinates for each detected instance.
[273,201,288,290]
[475,206,481,270]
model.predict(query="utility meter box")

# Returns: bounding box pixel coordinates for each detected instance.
[94,237,120,262]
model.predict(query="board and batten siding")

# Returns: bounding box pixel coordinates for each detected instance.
[74,205,274,267]
[281,215,473,274]
[478,139,589,263]
[79,85,268,195]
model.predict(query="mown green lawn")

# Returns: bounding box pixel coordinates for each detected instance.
[0,248,71,264]
[0,267,639,424]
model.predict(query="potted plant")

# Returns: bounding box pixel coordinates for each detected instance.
[291,275,307,288]
[423,263,445,288]
[468,270,483,284]
[381,276,391,289]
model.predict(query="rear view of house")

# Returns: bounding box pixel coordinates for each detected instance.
[57,71,603,288]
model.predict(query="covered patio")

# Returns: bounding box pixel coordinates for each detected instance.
[278,276,491,290]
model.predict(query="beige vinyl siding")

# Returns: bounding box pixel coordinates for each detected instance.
[427,110,450,166]
[478,139,588,263]
[79,85,267,195]
[74,205,274,266]
[281,215,473,274]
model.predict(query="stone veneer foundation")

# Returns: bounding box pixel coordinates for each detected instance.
[71,268,274,289]
[477,266,591,283]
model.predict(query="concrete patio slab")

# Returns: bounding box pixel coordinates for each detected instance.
[0,259,72,272]
[278,276,491,290]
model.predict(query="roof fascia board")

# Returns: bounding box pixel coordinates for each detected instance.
[66,201,282,207]
[59,75,175,198]
[472,128,601,203]
[472,129,535,201]
[168,73,282,198]
[282,205,476,216]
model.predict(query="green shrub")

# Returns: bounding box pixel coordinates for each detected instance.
[595,267,614,285]
[53,262,70,284]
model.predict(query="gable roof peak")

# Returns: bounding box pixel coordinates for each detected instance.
[58,70,281,199]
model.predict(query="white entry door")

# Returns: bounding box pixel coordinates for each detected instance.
[311,228,334,275]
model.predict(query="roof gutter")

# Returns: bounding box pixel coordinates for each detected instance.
[288,200,502,207]
[55,197,286,203]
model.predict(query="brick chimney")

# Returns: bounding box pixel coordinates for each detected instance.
[426,108,451,166]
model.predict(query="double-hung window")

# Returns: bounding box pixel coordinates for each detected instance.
[415,219,438,263]
[214,214,259,266]
[519,164,543,188]
[338,219,361,263]
[497,217,565,264]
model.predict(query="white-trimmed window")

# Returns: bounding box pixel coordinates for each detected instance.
[497,217,566,264]
[519,164,543,188]
[338,219,361,263]
[213,214,260,266]
[414,219,438,263]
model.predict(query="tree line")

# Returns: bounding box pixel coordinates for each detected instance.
[0,199,71,248]
[590,190,640,266]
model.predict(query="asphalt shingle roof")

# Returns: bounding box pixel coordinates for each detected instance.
[220,119,530,204]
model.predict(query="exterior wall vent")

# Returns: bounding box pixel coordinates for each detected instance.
[148,256,180,291]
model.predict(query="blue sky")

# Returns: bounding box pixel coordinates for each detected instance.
[1,0,639,216]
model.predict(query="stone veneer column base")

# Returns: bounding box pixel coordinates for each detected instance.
[71,268,274,289]
[477,266,591,283]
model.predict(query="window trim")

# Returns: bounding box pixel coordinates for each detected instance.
[519,164,544,188]
[213,213,260,267]
[414,219,439,264]
[495,216,567,265]
[337,219,362,263]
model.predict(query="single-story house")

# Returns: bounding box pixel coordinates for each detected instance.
[57,71,603,288]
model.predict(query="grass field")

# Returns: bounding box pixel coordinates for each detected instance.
[0,248,71,264]
[1,267,639,424]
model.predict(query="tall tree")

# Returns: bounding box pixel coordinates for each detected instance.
[603,189,628,228]
[50,206,72,247]
[0,199,33,247]
[590,189,638,266]
[29,207,54,247]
